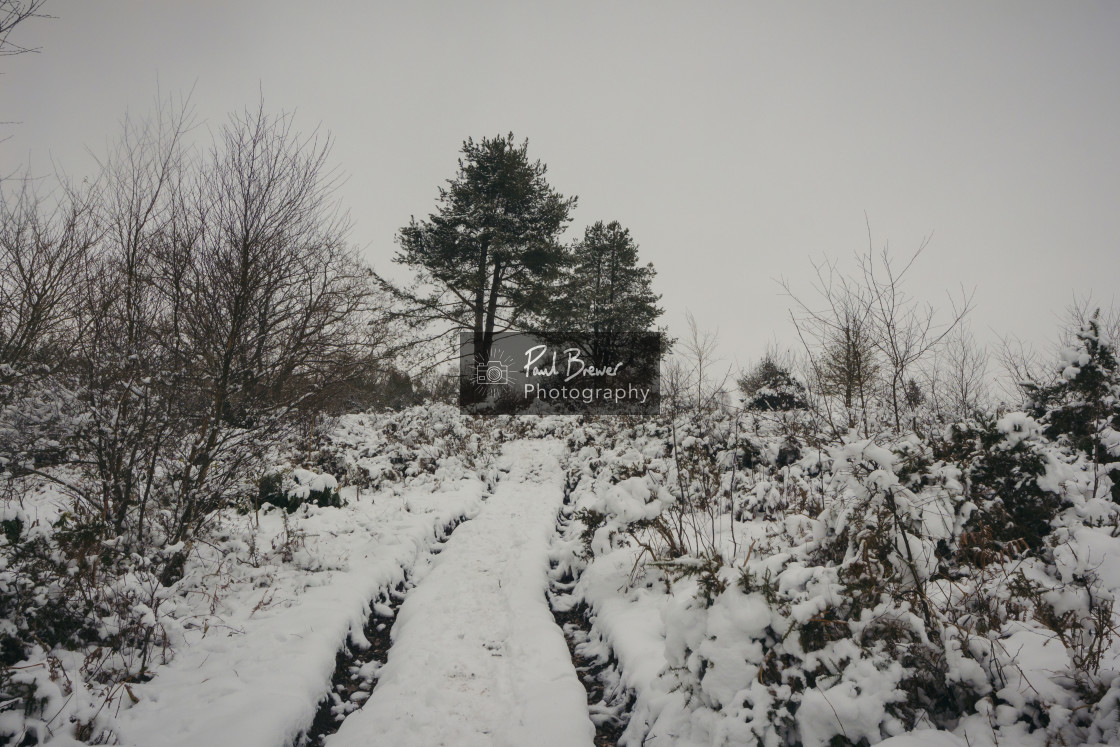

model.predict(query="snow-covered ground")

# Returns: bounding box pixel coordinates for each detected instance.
[9,402,1120,746]
[329,439,594,747]
[112,477,486,747]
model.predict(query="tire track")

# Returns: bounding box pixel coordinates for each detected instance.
[325,439,593,747]
[294,514,469,747]
[548,482,635,746]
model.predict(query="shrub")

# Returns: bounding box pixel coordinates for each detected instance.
[738,354,807,412]
[257,468,341,513]
[1027,315,1120,502]
[942,413,1064,551]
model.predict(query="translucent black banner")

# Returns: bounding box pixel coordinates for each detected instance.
[458,332,662,416]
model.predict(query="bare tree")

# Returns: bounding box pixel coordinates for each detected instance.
[783,233,972,437]
[154,103,380,550]
[0,175,92,472]
[1,1,53,153]
[926,324,991,421]
[658,312,735,562]
[62,99,195,547]
[0,0,48,57]
[31,98,389,573]
[0,177,93,377]
[661,311,729,418]
[782,256,880,438]
[856,238,973,430]
[1062,294,1120,347]
[993,333,1050,408]
[994,296,1120,409]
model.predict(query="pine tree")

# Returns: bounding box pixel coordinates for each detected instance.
[392,134,576,400]
[1027,312,1120,501]
[738,353,807,411]
[537,220,663,369]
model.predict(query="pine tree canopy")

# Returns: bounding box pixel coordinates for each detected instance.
[537,219,663,367]
[394,134,576,348]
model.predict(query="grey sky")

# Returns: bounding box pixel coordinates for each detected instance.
[4,1,1119,369]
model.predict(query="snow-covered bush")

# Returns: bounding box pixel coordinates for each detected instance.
[937,413,1064,551]
[317,405,579,492]
[1027,315,1120,502]
[0,373,77,472]
[257,468,341,513]
[557,384,1120,746]
[0,495,175,744]
[738,354,808,412]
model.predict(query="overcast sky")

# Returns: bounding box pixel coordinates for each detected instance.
[4,1,1119,369]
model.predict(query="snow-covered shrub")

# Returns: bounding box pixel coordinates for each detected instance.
[653,564,961,746]
[257,468,341,513]
[938,413,1064,551]
[561,427,976,746]
[674,437,973,744]
[738,354,808,412]
[0,496,175,743]
[565,417,741,574]
[322,405,499,490]
[565,411,816,584]
[0,373,77,471]
[557,390,1120,747]
[1027,315,1120,502]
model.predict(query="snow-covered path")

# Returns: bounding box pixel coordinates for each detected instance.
[328,439,595,747]
[113,478,485,747]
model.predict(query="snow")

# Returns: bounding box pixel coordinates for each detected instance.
[112,478,485,747]
[572,549,673,714]
[328,439,594,747]
[996,411,1042,447]
[10,403,1120,746]
[288,468,340,499]
[601,476,663,524]
[877,732,968,747]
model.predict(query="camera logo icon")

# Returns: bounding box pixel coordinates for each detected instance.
[475,360,510,385]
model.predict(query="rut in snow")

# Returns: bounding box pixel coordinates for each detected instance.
[549,498,635,747]
[295,514,470,747]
